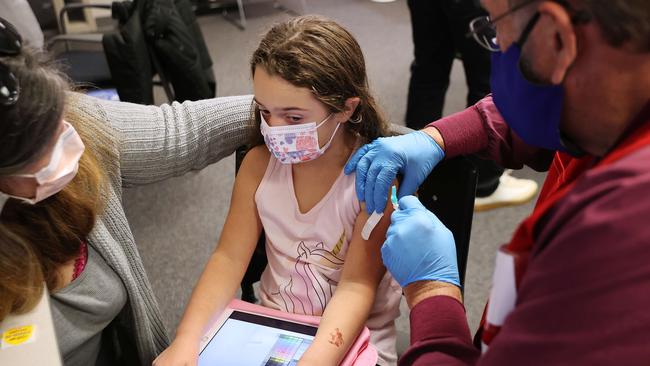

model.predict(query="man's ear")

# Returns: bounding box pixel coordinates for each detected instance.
[538,1,578,84]
[339,97,361,122]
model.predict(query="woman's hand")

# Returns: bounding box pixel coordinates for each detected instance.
[152,336,200,366]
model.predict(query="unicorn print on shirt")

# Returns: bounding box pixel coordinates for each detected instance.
[271,232,346,315]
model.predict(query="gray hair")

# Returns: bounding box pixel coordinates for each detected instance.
[512,0,650,52]
[583,0,650,52]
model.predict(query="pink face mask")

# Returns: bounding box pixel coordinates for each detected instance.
[0,121,85,209]
[260,112,341,164]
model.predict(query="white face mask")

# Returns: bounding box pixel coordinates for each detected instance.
[0,122,85,209]
[260,112,341,164]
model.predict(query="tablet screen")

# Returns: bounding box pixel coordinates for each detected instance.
[199,311,318,366]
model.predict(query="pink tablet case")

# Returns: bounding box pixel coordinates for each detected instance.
[228,299,378,365]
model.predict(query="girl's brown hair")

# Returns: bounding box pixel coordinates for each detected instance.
[250,15,390,146]
[0,47,110,320]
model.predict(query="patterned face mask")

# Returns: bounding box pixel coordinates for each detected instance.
[260,112,341,164]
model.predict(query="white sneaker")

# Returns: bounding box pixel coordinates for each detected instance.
[474,170,539,212]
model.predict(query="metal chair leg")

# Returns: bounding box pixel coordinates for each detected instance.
[222,0,247,30]
[273,0,307,15]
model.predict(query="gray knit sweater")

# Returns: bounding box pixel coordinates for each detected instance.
[66,93,255,365]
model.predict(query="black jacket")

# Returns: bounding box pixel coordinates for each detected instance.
[103,0,216,104]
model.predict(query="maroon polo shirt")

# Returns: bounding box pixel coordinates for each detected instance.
[400,97,650,365]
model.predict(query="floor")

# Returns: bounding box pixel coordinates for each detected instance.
[121,0,547,356]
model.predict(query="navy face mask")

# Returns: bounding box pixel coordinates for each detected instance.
[490,13,582,155]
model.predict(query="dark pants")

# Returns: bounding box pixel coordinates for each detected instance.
[405,0,504,197]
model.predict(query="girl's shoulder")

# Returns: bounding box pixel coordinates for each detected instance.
[245,145,271,162]
[238,145,271,184]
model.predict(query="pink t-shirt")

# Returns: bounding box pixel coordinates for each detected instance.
[256,155,402,365]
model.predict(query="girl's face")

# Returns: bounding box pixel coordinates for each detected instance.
[253,66,342,149]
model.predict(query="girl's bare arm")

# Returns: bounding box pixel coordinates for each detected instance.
[298,185,396,366]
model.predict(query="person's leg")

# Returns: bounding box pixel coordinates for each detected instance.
[405,0,455,129]
[452,0,491,108]
[450,0,537,208]
[445,0,504,196]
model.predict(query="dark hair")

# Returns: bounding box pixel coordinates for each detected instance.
[0,47,68,173]
[0,47,107,320]
[249,15,390,147]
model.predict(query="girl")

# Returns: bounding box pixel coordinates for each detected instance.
[156,15,401,366]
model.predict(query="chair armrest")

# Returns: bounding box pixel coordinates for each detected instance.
[59,3,112,34]
[48,33,103,45]
[46,33,104,55]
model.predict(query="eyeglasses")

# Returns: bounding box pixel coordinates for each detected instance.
[467,0,590,52]
[467,0,539,52]
[0,17,22,106]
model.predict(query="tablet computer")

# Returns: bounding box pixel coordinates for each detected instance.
[198,308,318,366]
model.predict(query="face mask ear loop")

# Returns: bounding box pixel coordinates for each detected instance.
[260,112,269,130]
[314,113,338,150]
[515,12,540,48]
[315,114,334,129]
[318,120,342,152]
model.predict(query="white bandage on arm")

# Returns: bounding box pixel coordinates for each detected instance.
[361,211,384,240]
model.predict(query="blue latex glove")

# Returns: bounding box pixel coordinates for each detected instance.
[344,131,444,214]
[381,196,460,288]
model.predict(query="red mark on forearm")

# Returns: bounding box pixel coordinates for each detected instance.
[328,328,344,347]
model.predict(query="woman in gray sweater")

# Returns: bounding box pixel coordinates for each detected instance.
[0,22,254,365]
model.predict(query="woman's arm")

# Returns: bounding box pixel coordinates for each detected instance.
[153,146,269,366]
[299,187,396,366]
[91,93,256,187]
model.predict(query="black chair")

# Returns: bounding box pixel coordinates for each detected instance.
[47,2,175,104]
[236,125,478,302]
[48,3,114,86]
[417,153,477,286]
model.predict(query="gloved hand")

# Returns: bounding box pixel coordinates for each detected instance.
[344,131,444,214]
[382,196,460,288]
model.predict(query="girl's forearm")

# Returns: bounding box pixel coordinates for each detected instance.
[174,252,249,342]
[299,284,376,366]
